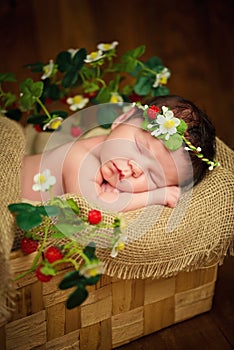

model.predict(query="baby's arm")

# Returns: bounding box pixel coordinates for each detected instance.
[79,177,180,212]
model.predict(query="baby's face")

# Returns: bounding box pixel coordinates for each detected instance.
[100,117,191,192]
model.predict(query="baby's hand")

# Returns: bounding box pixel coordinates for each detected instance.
[164,186,181,208]
[101,182,119,193]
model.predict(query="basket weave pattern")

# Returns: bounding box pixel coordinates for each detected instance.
[1,253,217,349]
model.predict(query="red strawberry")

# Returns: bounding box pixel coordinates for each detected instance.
[147,105,160,119]
[21,237,39,254]
[36,265,53,282]
[44,246,63,263]
[70,125,82,138]
[83,91,98,99]
[128,93,142,103]
[34,124,43,132]
[88,209,102,225]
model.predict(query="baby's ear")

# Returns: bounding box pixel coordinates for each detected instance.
[111,107,136,129]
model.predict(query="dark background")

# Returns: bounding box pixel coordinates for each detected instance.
[0,0,233,148]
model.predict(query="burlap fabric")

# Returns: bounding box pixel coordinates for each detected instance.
[0,116,233,324]
[55,159,233,280]
[0,116,25,325]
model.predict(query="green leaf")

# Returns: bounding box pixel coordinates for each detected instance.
[85,274,101,286]
[27,114,47,124]
[37,205,60,217]
[41,265,57,276]
[8,203,47,230]
[177,119,188,134]
[134,76,152,96]
[121,84,133,95]
[8,202,37,213]
[145,56,162,69]
[96,103,118,128]
[163,134,183,151]
[50,110,68,119]
[121,45,145,73]
[121,56,138,73]
[83,243,97,260]
[66,198,80,215]
[72,48,87,70]
[66,286,88,309]
[19,94,35,111]
[151,86,170,97]
[83,81,99,93]
[47,84,60,100]
[32,82,44,98]
[122,45,145,60]
[3,92,17,107]
[59,209,83,223]
[55,222,85,237]
[141,119,149,130]
[19,79,43,98]
[50,230,67,240]
[49,197,66,208]
[24,62,44,73]
[0,72,17,83]
[95,86,111,104]
[56,51,72,72]
[62,69,78,88]
[19,78,44,111]
[59,270,82,289]
[16,212,43,231]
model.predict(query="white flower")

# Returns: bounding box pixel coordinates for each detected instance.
[67,48,79,57]
[66,95,89,111]
[97,41,119,51]
[196,147,202,152]
[109,92,124,103]
[80,260,104,278]
[111,234,127,258]
[153,106,180,140]
[41,59,54,80]
[153,67,171,88]
[32,169,56,192]
[84,50,105,63]
[43,117,63,131]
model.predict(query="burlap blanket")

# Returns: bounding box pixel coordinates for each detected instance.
[0,115,234,325]
[0,117,25,325]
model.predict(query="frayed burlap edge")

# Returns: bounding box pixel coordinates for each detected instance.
[100,237,234,280]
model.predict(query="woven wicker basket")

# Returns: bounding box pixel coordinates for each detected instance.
[0,250,217,350]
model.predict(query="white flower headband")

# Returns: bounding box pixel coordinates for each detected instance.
[133,102,220,170]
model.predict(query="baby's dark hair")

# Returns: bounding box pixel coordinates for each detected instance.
[149,95,216,185]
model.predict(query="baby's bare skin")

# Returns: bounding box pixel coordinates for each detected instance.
[22,115,188,212]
